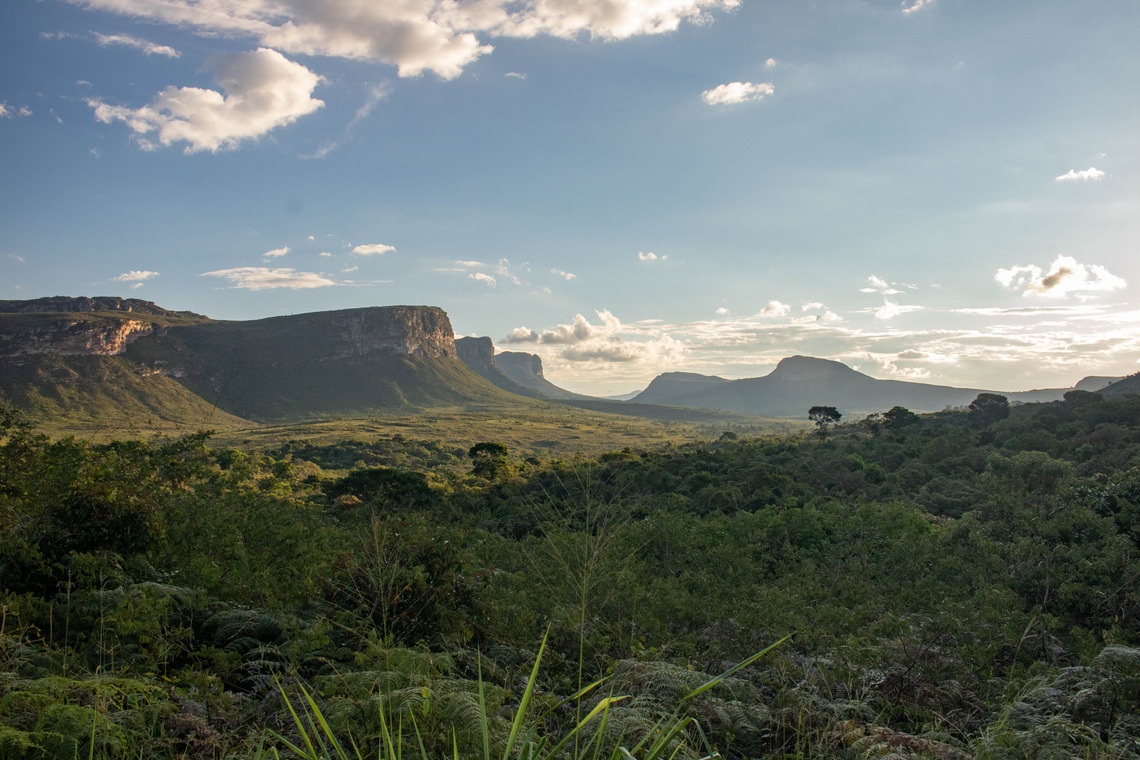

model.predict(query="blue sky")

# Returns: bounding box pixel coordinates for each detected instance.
[2,0,1138,395]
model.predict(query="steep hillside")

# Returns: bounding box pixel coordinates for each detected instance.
[454,336,543,398]
[1101,372,1140,396]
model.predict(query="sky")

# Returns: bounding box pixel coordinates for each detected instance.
[2,0,1138,396]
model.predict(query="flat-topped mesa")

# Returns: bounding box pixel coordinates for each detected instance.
[0,296,203,318]
[244,306,458,360]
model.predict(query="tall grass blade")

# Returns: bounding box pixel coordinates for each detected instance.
[683,634,791,702]
[502,627,549,760]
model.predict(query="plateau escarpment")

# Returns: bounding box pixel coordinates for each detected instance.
[0,300,528,428]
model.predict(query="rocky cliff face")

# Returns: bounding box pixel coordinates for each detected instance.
[0,317,156,358]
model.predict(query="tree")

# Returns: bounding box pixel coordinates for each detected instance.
[808,406,842,438]
[883,405,919,431]
[968,393,1009,427]
[468,441,510,479]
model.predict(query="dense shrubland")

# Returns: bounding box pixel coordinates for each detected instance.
[2,392,1140,759]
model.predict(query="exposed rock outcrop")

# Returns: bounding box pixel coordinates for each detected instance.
[0,318,155,358]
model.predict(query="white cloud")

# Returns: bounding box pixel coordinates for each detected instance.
[860,274,903,295]
[8,254,26,263]
[872,300,923,320]
[89,48,324,153]
[701,81,774,106]
[504,309,684,366]
[757,300,790,318]
[263,246,290,258]
[69,0,737,80]
[551,268,576,280]
[715,307,729,315]
[112,269,159,282]
[456,260,484,267]
[201,266,337,290]
[764,57,777,68]
[470,272,496,286]
[1055,167,1106,182]
[342,265,358,273]
[801,302,824,311]
[995,254,1127,298]
[94,32,180,57]
[504,71,526,79]
[496,258,522,285]
[307,235,315,240]
[901,0,934,14]
[352,243,396,255]
[304,82,390,158]
[0,103,33,119]
[638,251,666,261]
[318,251,332,257]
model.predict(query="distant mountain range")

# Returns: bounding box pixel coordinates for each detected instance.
[631,355,1126,417]
[1,298,1133,430]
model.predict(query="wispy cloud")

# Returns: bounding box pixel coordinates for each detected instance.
[263,246,290,258]
[1055,167,1105,182]
[304,82,390,159]
[469,272,496,286]
[89,48,324,153]
[860,274,904,295]
[701,81,774,106]
[94,32,180,57]
[551,268,576,280]
[201,267,337,290]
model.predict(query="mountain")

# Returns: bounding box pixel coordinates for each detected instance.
[1075,375,1125,392]
[631,355,1083,417]
[1,299,530,427]
[455,338,588,400]
[1101,373,1140,396]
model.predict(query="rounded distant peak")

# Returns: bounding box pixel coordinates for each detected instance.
[771,355,856,378]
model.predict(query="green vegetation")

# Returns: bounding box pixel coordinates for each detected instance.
[3,390,1140,759]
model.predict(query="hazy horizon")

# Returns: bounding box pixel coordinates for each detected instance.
[3,0,1138,396]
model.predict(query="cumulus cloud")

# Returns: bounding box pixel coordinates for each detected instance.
[996,255,1126,298]
[1055,167,1106,182]
[504,309,683,366]
[352,243,396,255]
[638,251,666,261]
[201,266,336,290]
[715,307,729,315]
[112,270,159,282]
[469,272,496,286]
[94,32,180,57]
[701,81,774,106]
[901,0,934,14]
[70,0,737,80]
[89,47,324,153]
[757,300,790,318]
[263,246,290,258]
[318,251,332,257]
[551,268,576,280]
[764,57,777,68]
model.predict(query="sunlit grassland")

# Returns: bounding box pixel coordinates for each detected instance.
[213,407,809,457]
